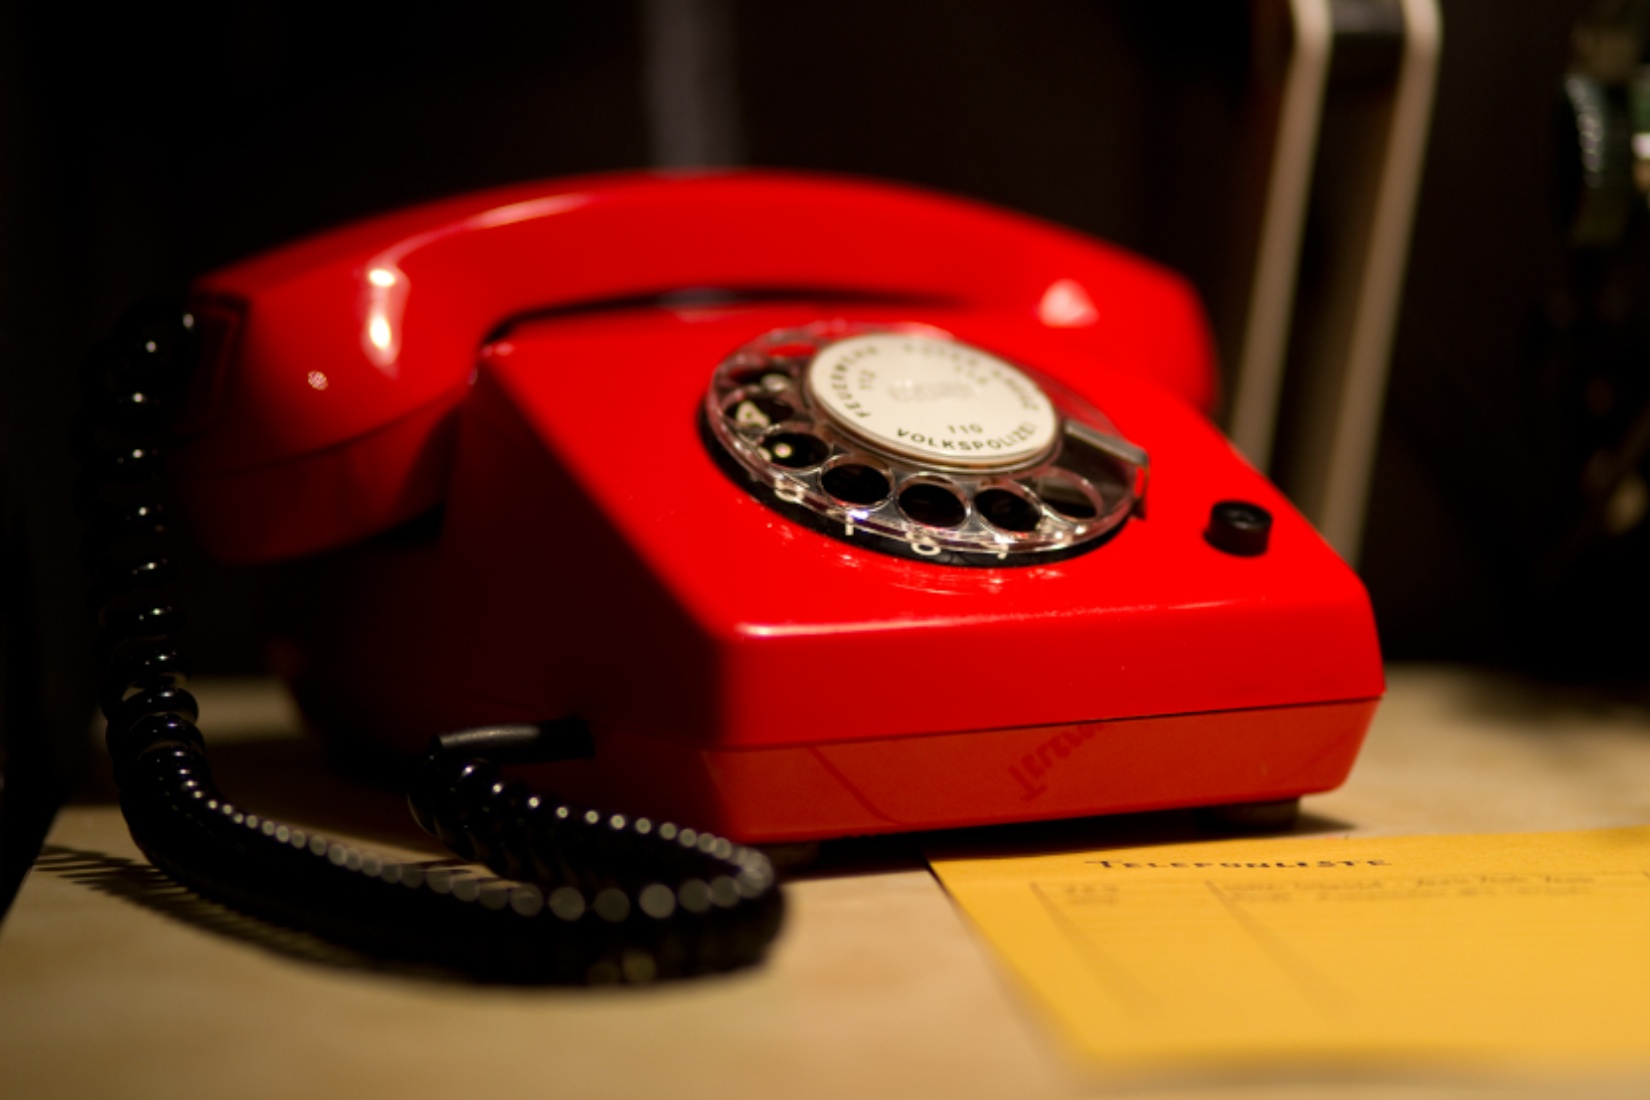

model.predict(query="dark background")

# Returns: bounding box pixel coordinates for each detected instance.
[0,0,1621,904]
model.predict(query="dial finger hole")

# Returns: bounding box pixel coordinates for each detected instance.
[1053,428,1137,510]
[976,486,1042,533]
[723,389,797,433]
[898,480,968,529]
[1034,474,1101,521]
[760,430,829,470]
[821,460,892,507]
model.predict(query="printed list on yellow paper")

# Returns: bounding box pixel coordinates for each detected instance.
[930,825,1650,1073]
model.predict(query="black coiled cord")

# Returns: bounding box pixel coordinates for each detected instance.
[73,300,783,982]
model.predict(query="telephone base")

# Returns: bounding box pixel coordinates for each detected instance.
[494,700,1375,844]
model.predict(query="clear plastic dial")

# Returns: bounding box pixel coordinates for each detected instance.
[703,323,1148,565]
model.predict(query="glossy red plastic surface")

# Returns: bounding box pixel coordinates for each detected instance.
[415,307,1380,745]
[180,172,1215,561]
[509,699,1378,842]
[183,172,1382,843]
[264,300,1381,840]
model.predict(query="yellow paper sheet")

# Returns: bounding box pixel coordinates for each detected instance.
[930,826,1650,1074]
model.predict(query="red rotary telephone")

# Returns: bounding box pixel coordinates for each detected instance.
[172,170,1381,843]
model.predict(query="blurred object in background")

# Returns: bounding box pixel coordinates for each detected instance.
[1362,0,1650,676]
[1536,0,1650,668]
[1253,0,1438,566]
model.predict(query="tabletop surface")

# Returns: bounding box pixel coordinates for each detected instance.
[6,665,1650,1100]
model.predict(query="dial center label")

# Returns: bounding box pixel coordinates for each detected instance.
[807,333,1059,469]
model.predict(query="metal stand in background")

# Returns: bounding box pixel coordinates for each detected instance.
[1225,0,1441,567]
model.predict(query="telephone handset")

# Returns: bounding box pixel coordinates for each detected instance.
[176,172,1212,561]
[82,172,1382,978]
